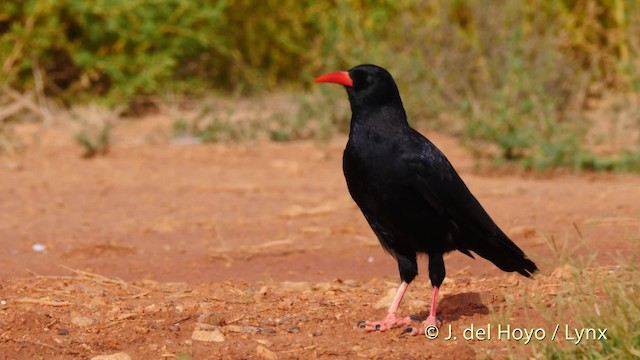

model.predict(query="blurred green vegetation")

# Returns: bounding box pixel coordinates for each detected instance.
[1,0,639,170]
[526,235,640,360]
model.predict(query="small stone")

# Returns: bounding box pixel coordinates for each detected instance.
[256,344,277,360]
[71,312,95,327]
[287,326,300,334]
[32,243,46,252]
[223,324,260,333]
[257,286,269,296]
[191,328,225,343]
[256,339,273,347]
[117,313,137,321]
[134,326,149,334]
[552,264,578,280]
[311,282,332,292]
[275,316,290,325]
[57,328,69,335]
[89,296,107,308]
[90,353,131,360]
[197,312,224,327]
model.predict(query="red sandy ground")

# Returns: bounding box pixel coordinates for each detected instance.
[0,117,638,359]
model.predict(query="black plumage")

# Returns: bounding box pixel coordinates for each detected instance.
[315,64,537,334]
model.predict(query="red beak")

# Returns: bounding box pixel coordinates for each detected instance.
[314,71,353,87]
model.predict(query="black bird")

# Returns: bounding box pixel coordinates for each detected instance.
[315,64,537,335]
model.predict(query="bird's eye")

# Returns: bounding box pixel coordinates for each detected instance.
[352,71,370,89]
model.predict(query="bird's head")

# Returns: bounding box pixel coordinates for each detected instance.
[314,64,402,111]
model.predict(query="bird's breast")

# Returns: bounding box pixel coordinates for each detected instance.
[342,137,453,253]
[343,140,419,213]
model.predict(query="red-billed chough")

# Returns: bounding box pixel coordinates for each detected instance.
[315,64,537,335]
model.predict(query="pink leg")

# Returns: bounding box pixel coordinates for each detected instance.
[425,286,440,326]
[406,286,443,336]
[359,281,416,332]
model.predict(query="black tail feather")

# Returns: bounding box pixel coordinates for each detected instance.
[469,232,538,277]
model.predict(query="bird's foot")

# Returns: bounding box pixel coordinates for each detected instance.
[402,315,443,336]
[357,313,419,332]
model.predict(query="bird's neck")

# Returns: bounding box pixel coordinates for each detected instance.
[349,103,409,135]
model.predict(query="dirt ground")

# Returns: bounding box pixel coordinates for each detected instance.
[0,116,638,359]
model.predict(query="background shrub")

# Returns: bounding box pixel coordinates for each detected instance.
[1,0,639,169]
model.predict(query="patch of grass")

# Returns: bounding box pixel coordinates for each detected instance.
[69,104,116,158]
[4,0,640,172]
[534,263,640,359]
[488,232,640,359]
[75,126,111,158]
[175,352,192,360]
[171,105,260,143]
[268,90,349,143]
[170,91,349,144]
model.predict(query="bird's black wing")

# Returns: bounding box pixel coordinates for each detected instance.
[401,133,537,277]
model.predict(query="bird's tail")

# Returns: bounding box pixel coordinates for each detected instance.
[469,231,538,277]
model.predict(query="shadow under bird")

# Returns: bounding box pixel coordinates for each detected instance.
[315,64,538,335]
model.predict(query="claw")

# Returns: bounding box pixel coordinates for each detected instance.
[401,326,421,336]
[400,316,444,336]
[409,314,421,321]
[424,315,442,328]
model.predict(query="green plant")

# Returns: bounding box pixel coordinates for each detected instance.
[70,104,115,157]
[0,0,398,103]
[170,90,349,144]
[171,105,257,143]
[534,262,640,359]
[268,90,349,142]
[3,0,640,172]
[75,125,111,158]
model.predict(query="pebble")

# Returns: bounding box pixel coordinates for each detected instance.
[256,339,273,347]
[552,264,578,280]
[89,296,107,308]
[191,328,225,343]
[197,312,224,327]
[223,324,260,333]
[32,243,46,252]
[57,328,69,335]
[71,312,95,327]
[256,344,277,360]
